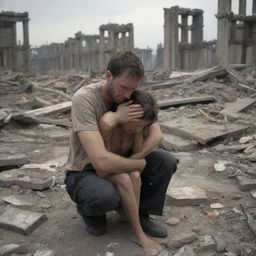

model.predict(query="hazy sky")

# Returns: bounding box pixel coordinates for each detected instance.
[1,0,254,50]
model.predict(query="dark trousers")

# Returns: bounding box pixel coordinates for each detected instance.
[64,150,177,217]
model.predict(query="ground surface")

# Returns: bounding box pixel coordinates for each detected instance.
[0,67,256,256]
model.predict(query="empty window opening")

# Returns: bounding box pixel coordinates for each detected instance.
[232,0,240,14]
[178,15,182,24]
[118,33,122,39]
[16,22,23,45]
[125,31,129,37]
[188,15,193,26]
[188,30,192,43]
[104,30,109,37]
[178,27,181,42]
[82,40,86,47]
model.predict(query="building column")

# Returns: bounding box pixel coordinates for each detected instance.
[163,7,179,72]
[99,28,105,72]
[239,0,247,15]
[23,20,30,71]
[128,28,134,49]
[216,0,232,64]
[253,0,256,14]
[181,15,188,43]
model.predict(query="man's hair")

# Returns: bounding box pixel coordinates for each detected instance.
[107,49,144,79]
[130,90,158,123]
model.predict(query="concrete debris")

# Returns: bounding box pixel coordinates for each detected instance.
[33,250,54,256]
[1,195,34,207]
[166,186,208,206]
[173,245,195,256]
[239,136,254,144]
[166,217,181,226]
[0,207,47,235]
[210,203,224,209]
[0,168,55,190]
[0,153,30,169]
[236,175,256,191]
[167,231,198,249]
[250,190,256,198]
[0,244,28,256]
[214,160,231,172]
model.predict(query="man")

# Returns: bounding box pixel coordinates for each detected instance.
[65,49,177,245]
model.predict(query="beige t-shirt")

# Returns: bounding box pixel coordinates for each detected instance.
[65,82,107,170]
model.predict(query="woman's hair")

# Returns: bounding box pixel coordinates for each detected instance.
[107,48,144,79]
[130,90,158,123]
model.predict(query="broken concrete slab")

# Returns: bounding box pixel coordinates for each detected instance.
[166,217,181,226]
[25,101,71,117]
[236,175,256,191]
[47,130,70,142]
[0,207,47,235]
[21,163,59,172]
[0,153,29,169]
[220,97,256,115]
[166,186,208,206]
[158,96,216,110]
[161,133,198,152]
[0,109,8,126]
[212,143,252,154]
[0,243,28,256]
[1,195,34,207]
[0,168,54,190]
[160,117,250,145]
[167,231,198,249]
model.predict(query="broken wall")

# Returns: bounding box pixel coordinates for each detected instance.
[163,6,217,72]
[0,11,30,72]
[216,0,256,65]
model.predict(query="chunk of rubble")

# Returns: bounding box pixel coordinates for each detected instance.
[0,207,47,235]
[21,163,59,172]
[239,136,254,144]
[195,235,217,254]
[210,203,224,209]
[1,195,34,207]
[236,175,256,191]
[167,231,198,248]
[214,160,231,172]
[0,243,28,256]
[173,245,195,256]
[250,190,256,198]
[213,143,252,154]
[0,153,29,169]
[34,249,55,256]
[166,217,181,226]
[160,117,249,145]
[0,168,54,190]
[166,186,207,206]
[161,133,198,152]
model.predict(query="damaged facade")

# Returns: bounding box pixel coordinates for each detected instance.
[217,0,256,65]
[163,6,216,72]
[0,11,30,72]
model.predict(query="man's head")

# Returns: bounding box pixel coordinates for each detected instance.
[122,90,159,134]
[105,49,145,104]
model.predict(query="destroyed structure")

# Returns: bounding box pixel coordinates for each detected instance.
[163,6,216,72]
[0,11,30,72]
[217,0,256,65]
[0,2,256,256]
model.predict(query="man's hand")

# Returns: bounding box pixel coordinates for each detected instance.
[130,152,145,159]
[115,100,144,123]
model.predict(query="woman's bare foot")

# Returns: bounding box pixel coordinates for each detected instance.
[131,234,162,256]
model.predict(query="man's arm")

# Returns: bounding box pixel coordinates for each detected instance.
[130,123,163,159]
[78,130,146,177]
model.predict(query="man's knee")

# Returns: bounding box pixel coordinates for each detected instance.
[91,186,120,211]
[147,150,177,176]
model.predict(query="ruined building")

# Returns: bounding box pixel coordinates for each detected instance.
[32,23,134,73]
[163,6,216,72]
[0,11,30,71]
[217,0,256,65]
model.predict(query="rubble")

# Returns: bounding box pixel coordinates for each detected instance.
[0,207,47,235]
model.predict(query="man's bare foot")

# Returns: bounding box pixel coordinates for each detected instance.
[131,234,162,256]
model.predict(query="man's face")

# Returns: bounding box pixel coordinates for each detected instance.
[122,120,151,135]
[107,71,141,104]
